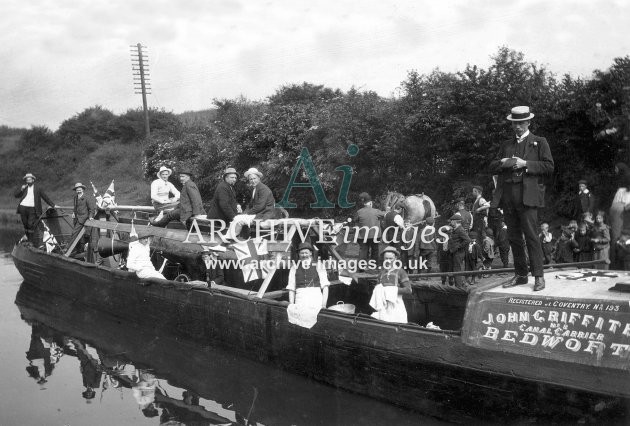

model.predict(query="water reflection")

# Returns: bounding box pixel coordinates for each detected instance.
[16,281,439,426]
[0,225,24,254]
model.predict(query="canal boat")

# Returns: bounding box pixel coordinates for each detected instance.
[10,210,630,420]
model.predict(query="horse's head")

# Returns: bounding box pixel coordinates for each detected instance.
[383,191,405,212]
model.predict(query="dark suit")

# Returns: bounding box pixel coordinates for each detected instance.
[353,205,385,264]
[207,181,238,223]
[69,194,96,253]
[179,180,206,224]
[245,182,276,220]
[14,184,55,246]
[490,132,554,277]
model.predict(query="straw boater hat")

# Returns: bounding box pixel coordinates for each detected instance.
[382,246,399,257]
[156,166,172,178]
[23,173,36,181]
[223,167,238,178]
[179,170,193,177]
[244,167,263,179]
[72,182,86,191]
[449,212,462,221]
[507,106,535,121]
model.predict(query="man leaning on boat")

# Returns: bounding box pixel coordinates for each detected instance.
[14,172,58,247]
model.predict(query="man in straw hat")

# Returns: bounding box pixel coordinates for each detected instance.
[227,167,276,238]
[68,182,96,256]
[150,165,180,211]
[207,167,241,223]
[14,172,57,246]
[490,106,554,291]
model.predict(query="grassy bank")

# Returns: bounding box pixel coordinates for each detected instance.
[1,141,150,210]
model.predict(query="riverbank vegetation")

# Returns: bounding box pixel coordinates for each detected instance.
[1,47,628,220]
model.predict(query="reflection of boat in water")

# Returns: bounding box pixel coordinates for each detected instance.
[11,210,630,422]
[15,282,436,425]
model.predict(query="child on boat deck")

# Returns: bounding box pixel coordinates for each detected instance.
[554,226,578,264]
[574,222,594,262]
[464,231,483,285]
[539,222,554,265]
[590,210,610,270]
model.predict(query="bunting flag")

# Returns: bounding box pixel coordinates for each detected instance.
[90,181,103,206]
[101,180,116,209]
[232,238,269,282]
[91,180,116,209]
[42,221,59,253]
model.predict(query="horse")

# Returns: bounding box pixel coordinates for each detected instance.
[382,191,438,225]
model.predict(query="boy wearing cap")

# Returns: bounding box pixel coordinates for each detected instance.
[576,179,595,219]
[490,106,554,291]
[447,213,471,288]
[14,172,56,246]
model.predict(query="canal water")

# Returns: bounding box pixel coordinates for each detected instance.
[0,226,447,426]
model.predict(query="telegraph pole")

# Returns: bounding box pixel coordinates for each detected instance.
[130,43,151,139]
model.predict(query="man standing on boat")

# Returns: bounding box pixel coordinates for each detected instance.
[227,168,276,239]
[150,170,206,228]
[207,167,241,224]
[68,183,95,256]
[14,172,57,247]
[354,192,385,270]
[490,106,554,291]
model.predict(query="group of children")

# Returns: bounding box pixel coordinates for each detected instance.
[432,215,511,288]
[547,211,611,268]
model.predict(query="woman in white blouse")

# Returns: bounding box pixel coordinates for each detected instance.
[150,166,180,211]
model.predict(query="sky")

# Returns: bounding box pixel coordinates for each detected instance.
[1,0,629,130]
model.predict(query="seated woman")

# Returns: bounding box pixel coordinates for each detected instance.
[369,246,412,323]
[151,166,180,212]
[286,242,330,328]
